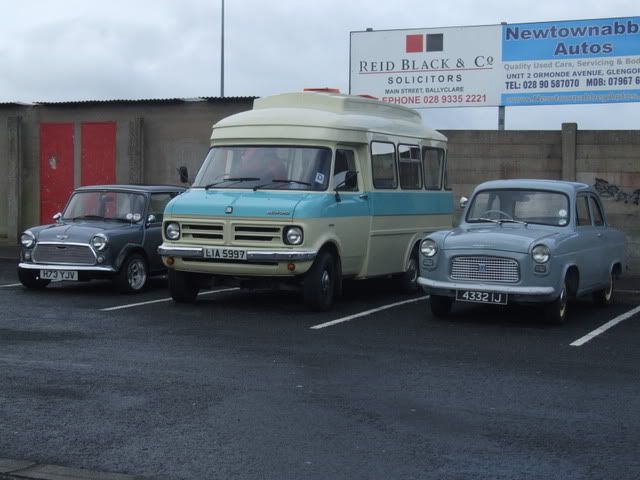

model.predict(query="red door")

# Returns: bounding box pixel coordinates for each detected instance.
[81,122,116,186]
[40,123,74,224]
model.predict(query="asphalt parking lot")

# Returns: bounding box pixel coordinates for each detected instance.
[1,257,639,480]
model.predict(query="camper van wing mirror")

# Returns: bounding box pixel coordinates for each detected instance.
[460,196,469,209]
[334,170,358,203]
[177,166,189,184]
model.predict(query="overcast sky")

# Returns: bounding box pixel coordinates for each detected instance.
[1,0,638,130]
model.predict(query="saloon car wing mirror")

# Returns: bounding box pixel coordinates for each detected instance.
[460,196,469,209]
[53,212,62,223]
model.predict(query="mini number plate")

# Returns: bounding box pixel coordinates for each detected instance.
[456,290,507,305]
[40,269,78,282]
[204,247,247,261]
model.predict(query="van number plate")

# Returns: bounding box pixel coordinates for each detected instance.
[456,290,507,305]
[204,247,247,261]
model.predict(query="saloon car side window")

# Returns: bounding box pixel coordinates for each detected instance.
[589,196,605,226]
[576,195,591,226]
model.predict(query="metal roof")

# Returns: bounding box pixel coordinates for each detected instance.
[74,184,187,193]
[32,96,256,106]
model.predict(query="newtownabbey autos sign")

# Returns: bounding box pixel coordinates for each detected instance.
[350,16,640,108]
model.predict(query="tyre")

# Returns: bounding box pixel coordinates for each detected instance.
[429,295,452,317]
[544,280,568,324]
[168,268,200,303]
[18,267,50,289]
[593,270,614,306]
[113,253,148,293]
[398,248,420,293]
[303,251,337,312]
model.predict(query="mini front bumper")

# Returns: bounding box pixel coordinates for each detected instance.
[157,245,317,262]
[18,262,116,273]
[418,276,556,299]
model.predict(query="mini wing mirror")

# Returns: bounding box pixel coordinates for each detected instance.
[459,196,469,209]
[53,212,62,223]
[146,214,157,225]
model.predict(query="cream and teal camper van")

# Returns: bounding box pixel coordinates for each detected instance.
[158,90,453,310]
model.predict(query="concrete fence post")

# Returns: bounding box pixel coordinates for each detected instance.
[7,116,22,243]
[128,117,144,184]
[561,122,577,181]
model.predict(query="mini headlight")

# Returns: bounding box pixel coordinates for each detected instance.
[420,239,438,257]
[532,244,550,263]
[91,234,108,251]
[20,231,36,249]
[284,226,303,245]
[166,222,181,240]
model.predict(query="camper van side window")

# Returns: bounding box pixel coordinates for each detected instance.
[423,147,444,190]
[333,149,358,191]
[371,142,397,189]
[398,145,422,190]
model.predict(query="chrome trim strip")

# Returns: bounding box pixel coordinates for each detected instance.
[157,244,317,262]
[417,277,555,296]
[18,263,116,272]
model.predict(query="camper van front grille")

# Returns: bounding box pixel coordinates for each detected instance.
[232,225,282,244]
[182,223,224,242]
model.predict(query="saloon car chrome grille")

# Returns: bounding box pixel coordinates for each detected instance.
[33,243,96,265]
[450,256,520,283]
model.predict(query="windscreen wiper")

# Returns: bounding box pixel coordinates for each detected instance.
[204,177,261,189]
[497,218,528,226]
[253,179,312,191]
[71,215,104,221]
[467,217,500,224]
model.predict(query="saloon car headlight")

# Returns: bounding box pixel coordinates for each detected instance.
[20,231,36,249]
[166,222,181,240]
[532,244,550,263]
[420,239,438,257]
[91,233,108,251]
[284,226,303,245]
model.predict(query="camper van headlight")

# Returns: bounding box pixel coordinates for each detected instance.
[284,226,303,245]
[166,222,181,240]
[420,239,438,257]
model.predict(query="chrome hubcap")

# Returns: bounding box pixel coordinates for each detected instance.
[407,257,417,283]
[128,259,147,290]
[605,274,613,301]
[559,284,567,318]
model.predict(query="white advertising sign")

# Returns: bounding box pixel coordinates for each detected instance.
[350,25,502,108]
[350,17,640,108]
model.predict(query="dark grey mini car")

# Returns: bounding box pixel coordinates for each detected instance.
[18,185,185,293]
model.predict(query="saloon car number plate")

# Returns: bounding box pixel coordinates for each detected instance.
[456,290,507,305]
[40,270,78,282]
[204,247,247,261]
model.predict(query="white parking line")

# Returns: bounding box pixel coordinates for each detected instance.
[310,296,429,330]
[0,283,21,288]
[570,304,640,347]
[100,288,239,312]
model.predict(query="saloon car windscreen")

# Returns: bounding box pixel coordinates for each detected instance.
[63,192,146,222]
[192,146,332,190]
[466,189,570,226]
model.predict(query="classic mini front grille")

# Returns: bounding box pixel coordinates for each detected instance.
[450,256,520,283]
[33,244,96,265]
[233,225,282,243]
[182,223,224,241]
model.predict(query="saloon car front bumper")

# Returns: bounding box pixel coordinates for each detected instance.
[418,276,556,301]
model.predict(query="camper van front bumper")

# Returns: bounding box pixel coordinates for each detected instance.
[158,245,317,262]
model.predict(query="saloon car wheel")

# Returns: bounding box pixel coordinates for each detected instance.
[398,248,420,293]
[303,251,337,312]
[168,269,200,303]
[544,280,568,324]
[593,270,615,306]
[429,295,452,318]
[114,253,148,293]
[17,267,50,289]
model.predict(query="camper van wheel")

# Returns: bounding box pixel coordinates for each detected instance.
[399,248,420,293]
[303,251,337,312]
[169,269,200,303]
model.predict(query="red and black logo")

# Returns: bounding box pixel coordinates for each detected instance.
[405,33,443,53]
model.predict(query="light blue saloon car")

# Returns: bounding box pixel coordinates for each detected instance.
[417,179,626,323]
